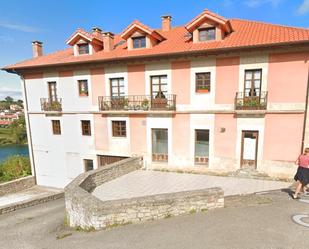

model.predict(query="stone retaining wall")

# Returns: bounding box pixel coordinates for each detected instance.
[0,176,35,196]
[65,157,224,230]
[0,191,63,215]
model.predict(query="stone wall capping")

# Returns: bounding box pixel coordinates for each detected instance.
[0,176,35,196]
[64,157,224,230]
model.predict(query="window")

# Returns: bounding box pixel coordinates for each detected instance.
[195,129,209,165]
[84,159,94,172]
[152,129,168,162]
[112,121,126,137]
[78,43,89,55]
[51,120,61,135]
[81,120,91,136]
[150,75,168,98]
[110,78,125,97]
[132,36,146,49]
[199,27,216,41]
[196,72,211,92]
[48,82,57,101]
[78,80,88,96]
[244,69,262,97]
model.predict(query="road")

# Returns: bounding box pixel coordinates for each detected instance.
[0,190,308,249]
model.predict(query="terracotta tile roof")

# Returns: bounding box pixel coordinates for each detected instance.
[121,20,165,41]
[185,9,231,32]
[66,28,103,45]
[3,18,309,71]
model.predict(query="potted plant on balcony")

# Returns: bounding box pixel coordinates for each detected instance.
[50,100,62,111]
[152,91,168,109]
[141,98,149,110]
[243,97,260,110]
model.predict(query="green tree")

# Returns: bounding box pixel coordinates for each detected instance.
[4,96,14,103]
[9,116,27,144]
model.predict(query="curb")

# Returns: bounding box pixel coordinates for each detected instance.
[0,192,64,215]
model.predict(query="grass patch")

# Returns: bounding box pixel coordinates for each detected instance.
[189,208,197,214]
[0,155,31,183]
[105,221,133,230]
[56,233,72,240]
[75,226,95,232]
[164,213,172,218]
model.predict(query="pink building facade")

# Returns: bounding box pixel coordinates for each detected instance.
[3,9,309,187]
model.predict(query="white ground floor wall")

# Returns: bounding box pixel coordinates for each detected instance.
[28,113,298,188]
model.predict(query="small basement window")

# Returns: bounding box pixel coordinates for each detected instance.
[84,159,94,172]
[199,27,216,41]
[78,43,89,55]
[132,36,146,49]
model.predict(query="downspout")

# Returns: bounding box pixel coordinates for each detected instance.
[19,73,37,184]
[301,66,309,153]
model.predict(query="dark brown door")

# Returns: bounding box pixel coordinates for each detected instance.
[241,131,258,169]
[48,82,57,101]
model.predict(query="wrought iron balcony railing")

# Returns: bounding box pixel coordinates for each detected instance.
[98,94,176,111]
[40,98,62,111]
[235,91,267,110]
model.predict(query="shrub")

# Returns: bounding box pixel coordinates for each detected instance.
[0,155,31,182]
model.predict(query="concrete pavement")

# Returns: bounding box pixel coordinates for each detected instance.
[93,170,292,201]
[0,190,308,249]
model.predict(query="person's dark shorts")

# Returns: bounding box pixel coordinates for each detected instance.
[294,166,309,185]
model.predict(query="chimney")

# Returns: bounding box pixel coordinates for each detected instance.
[102,32,114,52]
[161,15,172,32]
[92,27,102,35]
[32,41,43,58]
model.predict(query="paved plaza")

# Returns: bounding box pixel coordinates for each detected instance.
[93,170,292,201]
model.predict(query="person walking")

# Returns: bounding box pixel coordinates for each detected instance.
[293,148,309,199]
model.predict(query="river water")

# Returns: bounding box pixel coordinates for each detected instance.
[0,145,29,162]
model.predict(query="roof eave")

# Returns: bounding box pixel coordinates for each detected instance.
[4,40,309,73]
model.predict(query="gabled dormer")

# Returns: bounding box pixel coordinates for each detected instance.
[121,20,165,50]
[66,28,104,56]
[185,9,233,43]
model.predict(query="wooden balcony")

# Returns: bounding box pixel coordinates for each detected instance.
[40,98,62,111]
[235,92,268,110]
[98,94,176,111]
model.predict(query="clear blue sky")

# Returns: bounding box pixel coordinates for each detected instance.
[0,0,308,100]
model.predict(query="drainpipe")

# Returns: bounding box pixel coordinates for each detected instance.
[301,66,309,153]
[15,72,37,184]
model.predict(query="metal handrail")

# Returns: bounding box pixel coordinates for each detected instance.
[40,98,62,111]
[98,94,176,111]
[234,91,268,110]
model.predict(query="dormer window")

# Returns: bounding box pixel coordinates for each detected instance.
[121,20,165,50]
[133,36,146,49]
[78,43,89,55]
[185,9,233,43]
[199,27,216,41]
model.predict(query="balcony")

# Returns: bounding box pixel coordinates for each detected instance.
[235,92,267,111]
[98,94,176,111]
[40,98,62,111]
